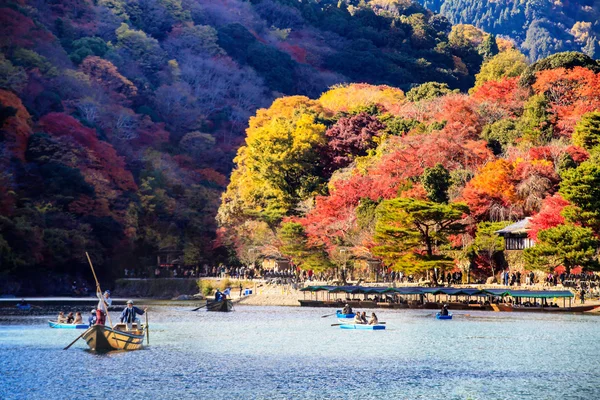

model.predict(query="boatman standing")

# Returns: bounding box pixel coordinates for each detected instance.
[96,289,112,325]
[120,300,147,331]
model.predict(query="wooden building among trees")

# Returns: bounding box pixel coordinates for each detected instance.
[496,218,535,250]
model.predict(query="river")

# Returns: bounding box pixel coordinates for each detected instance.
[1,306,599,399]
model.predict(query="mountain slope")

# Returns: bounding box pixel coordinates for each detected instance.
[417,0,600,61]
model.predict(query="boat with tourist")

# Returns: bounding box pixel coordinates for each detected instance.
[48,320,89,329]
[336,309,355,319]
[206,299,233,312]
[81,323,146,351]
[436,313,453,320]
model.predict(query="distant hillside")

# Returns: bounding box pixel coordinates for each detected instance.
[417,0,600,61]
[0,0,488,292]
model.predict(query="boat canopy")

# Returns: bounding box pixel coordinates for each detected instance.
[300,286,574,298]
[508,290,574,299]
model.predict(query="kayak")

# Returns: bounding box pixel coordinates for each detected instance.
[48,320,89,329]
[436,313,453,320]
[336,310,355,319]
[340,324,385,330]
[16,304,31,311]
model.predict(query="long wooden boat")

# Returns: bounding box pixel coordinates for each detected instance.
[49,320,89,329]
[206,299,233,312]
[491,304,600,313]
[82,324,145,351]
[340,324,385,330]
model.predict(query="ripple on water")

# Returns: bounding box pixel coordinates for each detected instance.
[1,307,599,400]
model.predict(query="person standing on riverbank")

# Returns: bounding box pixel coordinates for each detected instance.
[96,290,112,325]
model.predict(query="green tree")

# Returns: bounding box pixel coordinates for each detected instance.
[572,111,600,151]
[278,222,332,272]
[373,198,469,281]
[519,51,600,87]
[524,224,599,273]
[472,49,528,90]
[69,37,109,64]
[406,82,458,102]
[421,163,451,203]
[559,157,600,230]
[477,33,499,60]
[518,94,553,145]
[481,119,520,154]
[473,221,510,278]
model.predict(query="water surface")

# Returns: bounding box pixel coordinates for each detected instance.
[1,306,599,399]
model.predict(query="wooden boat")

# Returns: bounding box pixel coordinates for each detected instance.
[491,304,600,313]
[340,324,385,330]
[336,310,355,319]
[82,324,145,351]
[48,320,89,329]
[206,299,233,312]
[436,312,453,320]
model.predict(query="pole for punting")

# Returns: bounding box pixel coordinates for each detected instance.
[85,252,115,330]
[145,311,150,345]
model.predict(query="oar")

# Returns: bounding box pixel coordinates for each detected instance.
[64,327,92,350]
[321,312,337,318]
[191,302,208,312]
[331,322,386,326]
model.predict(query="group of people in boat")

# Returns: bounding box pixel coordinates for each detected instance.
[342,304,379,325]
[57,311,84,324]
[55,289,146,330]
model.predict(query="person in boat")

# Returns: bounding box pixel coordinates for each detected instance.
[16,299,29,308]
[360,311,368,324]
[368,312,378,325]
[96,289,112,325]
[120,300,147,330]
[440,304,449,316]
[66,312,75,324]
[342,304,352,315]
[88,309,97,326]
[215,289,223,301]
[353,311,364,324]
[57,311,67,323]
[223,287,231,299]
[72,312,83,325]
[580,288,586,304]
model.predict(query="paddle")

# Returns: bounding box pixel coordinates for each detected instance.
[321,312,337,318]
[331,322,386,327]
[63,327,92,350]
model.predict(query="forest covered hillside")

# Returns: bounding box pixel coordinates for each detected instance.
[417,0,600,61]
[0,0,494,293]
[218,51,600,281]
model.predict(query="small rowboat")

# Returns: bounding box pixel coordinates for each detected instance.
[82,324,145,351]
[336,310,356,319]
[48,320,89,329]
[207,299,233,312]
[436,312,453,320]
[340,324,385,330]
